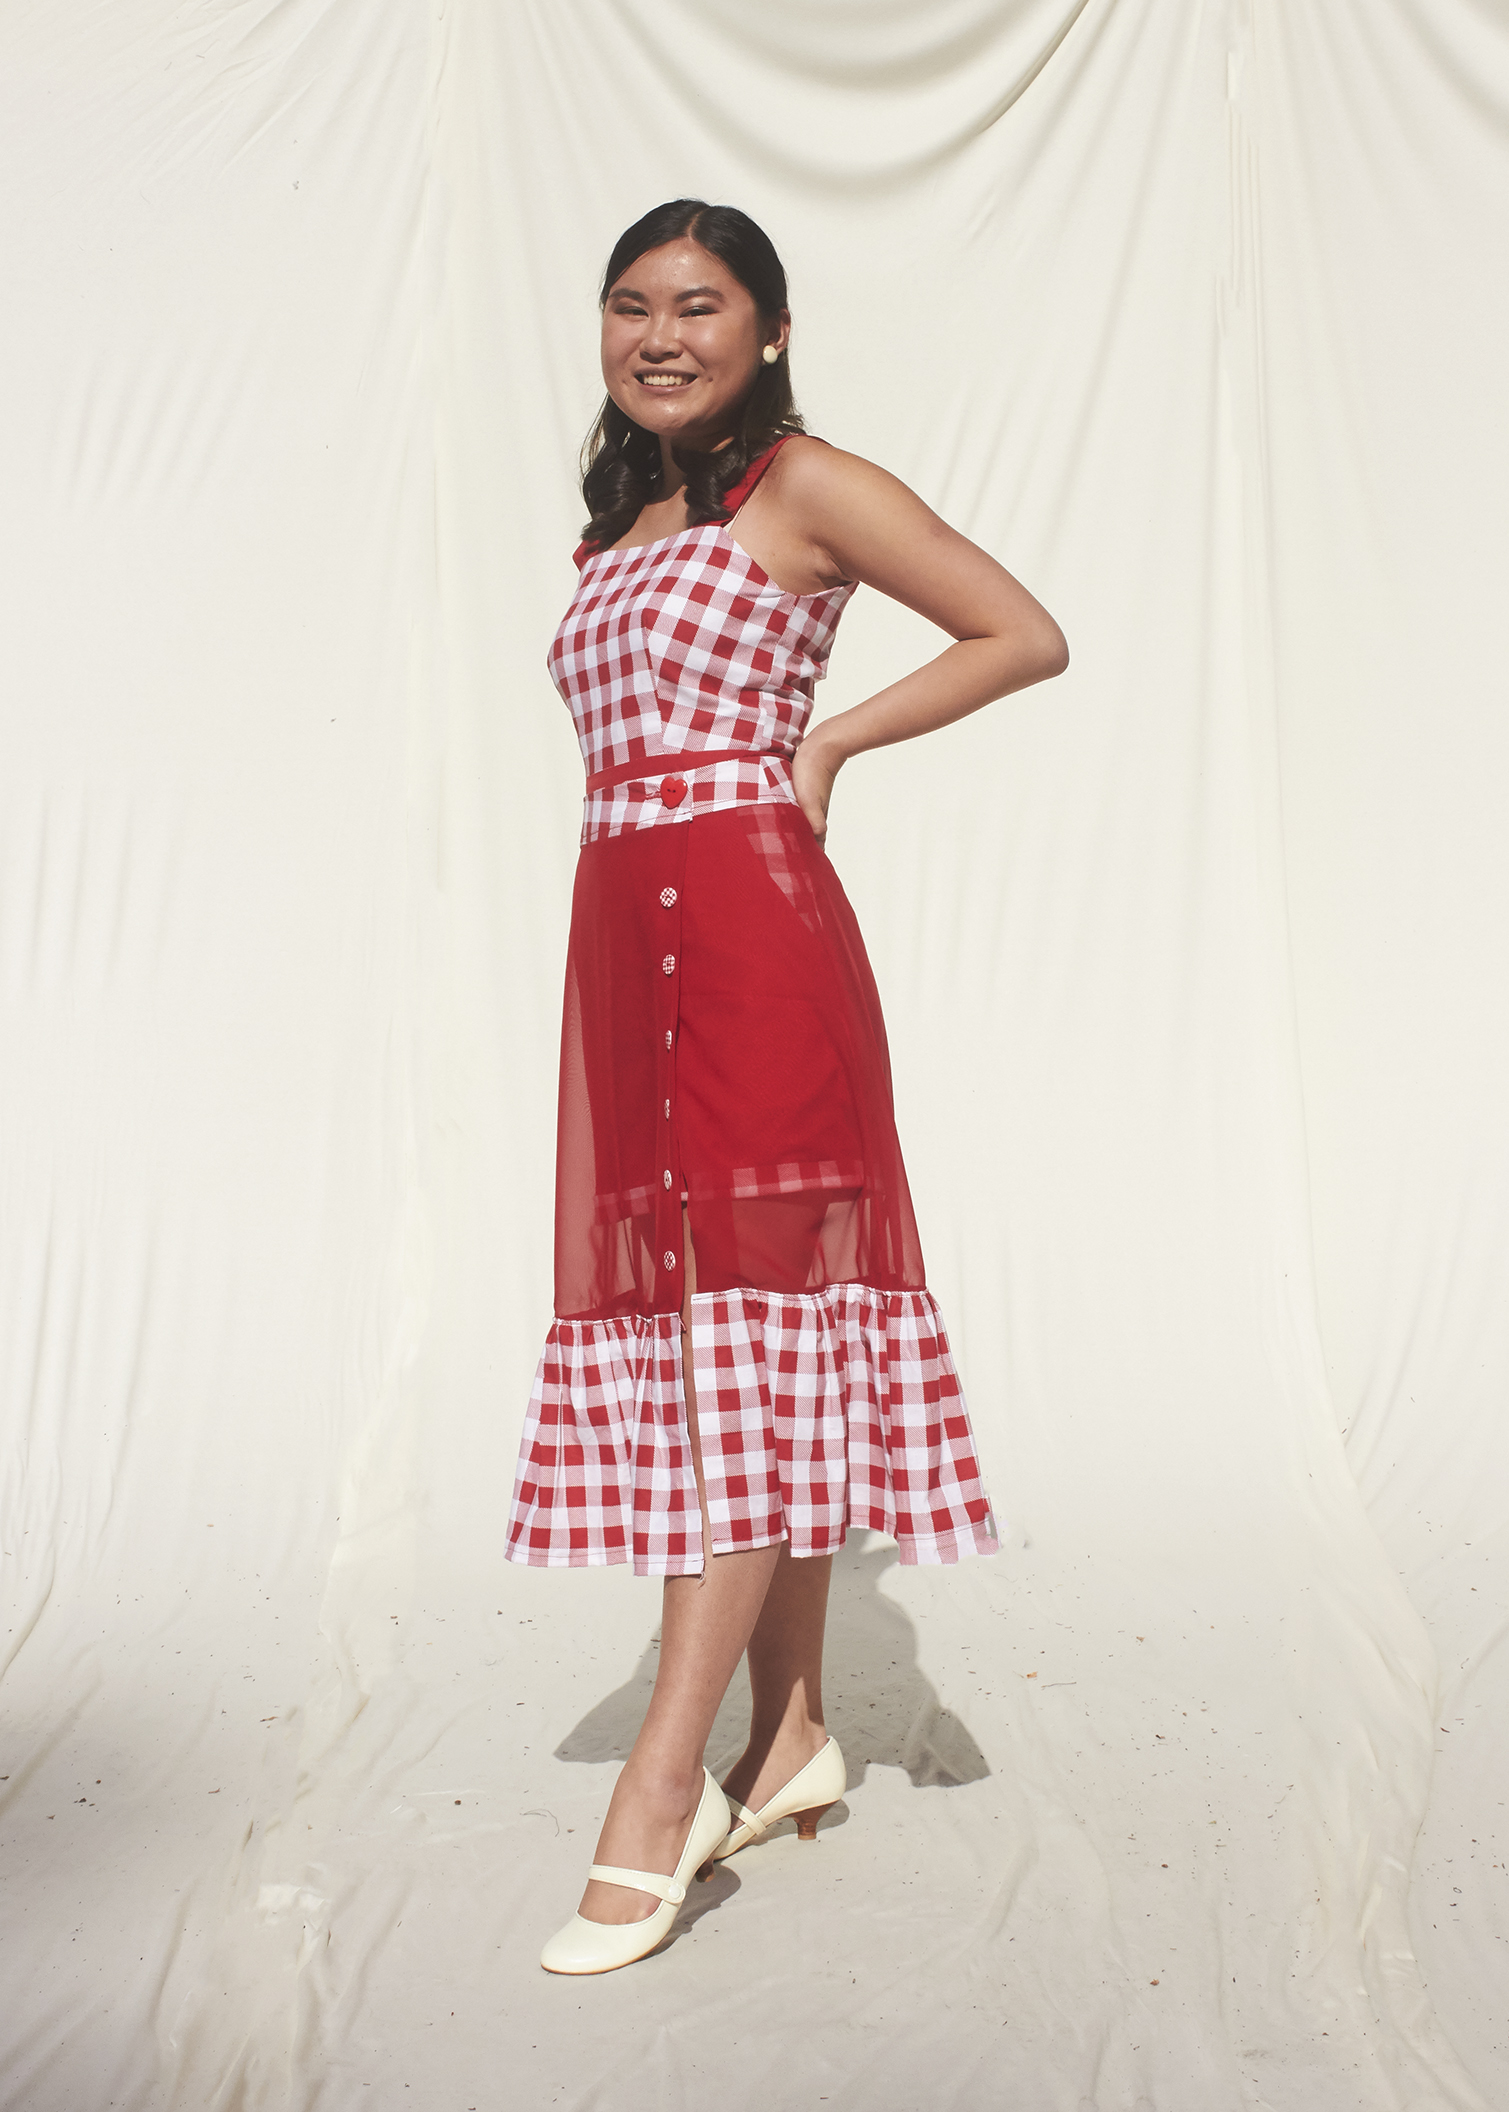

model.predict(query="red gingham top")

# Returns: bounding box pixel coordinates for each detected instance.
[552,439,856,844]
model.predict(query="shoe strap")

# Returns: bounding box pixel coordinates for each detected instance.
[587,1863,685,1906]
[727,1741,836,1840]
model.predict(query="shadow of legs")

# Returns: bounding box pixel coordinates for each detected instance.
[554,1533,990,1791]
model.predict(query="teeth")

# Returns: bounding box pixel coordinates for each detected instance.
[639,374,692,387]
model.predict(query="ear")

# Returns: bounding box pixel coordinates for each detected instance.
[765,307,792,359]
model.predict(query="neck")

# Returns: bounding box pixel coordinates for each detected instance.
[655,437,688,498]
[653,426,736,496]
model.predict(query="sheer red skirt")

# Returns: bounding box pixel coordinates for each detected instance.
[556,803,924,1316]
[505,801,999,1574]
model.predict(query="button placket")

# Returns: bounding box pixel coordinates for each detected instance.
[653,831,689,1303]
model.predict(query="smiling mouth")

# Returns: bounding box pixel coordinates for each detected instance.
[637,372,695,389]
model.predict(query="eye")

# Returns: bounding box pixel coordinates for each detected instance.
[683,305,715,317]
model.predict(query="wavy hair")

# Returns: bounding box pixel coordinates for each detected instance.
[580,200,804,551]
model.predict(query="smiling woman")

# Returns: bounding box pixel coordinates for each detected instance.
[581,201,802,553]
[503,199,1069,1979]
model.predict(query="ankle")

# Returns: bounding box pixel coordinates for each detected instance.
[748,1714,825,1756]
[617,1757,704,1820]
[739,1714,824,1765]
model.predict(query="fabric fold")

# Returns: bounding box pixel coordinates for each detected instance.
[505,1314,702,1575]
[505,1286,999,1577]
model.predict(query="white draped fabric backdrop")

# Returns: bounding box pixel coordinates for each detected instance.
[3,3,1507,2107]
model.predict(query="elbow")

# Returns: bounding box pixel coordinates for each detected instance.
[1034,618,1069,683]
[984,614,1068,694]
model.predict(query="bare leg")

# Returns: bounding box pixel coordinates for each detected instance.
[578,1211,781,1926]
[720,1543,833,1814]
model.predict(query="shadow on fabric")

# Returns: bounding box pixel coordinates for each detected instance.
[553,1534,990,1791]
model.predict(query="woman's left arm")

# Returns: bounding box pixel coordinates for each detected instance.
[785,445,1068,841]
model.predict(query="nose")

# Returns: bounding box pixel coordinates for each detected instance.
[638,312,682,362]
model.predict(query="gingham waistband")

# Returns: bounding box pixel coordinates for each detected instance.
[584,746,787,794]
[579,748,798,843]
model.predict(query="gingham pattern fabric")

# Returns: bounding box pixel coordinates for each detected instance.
[504,1315,703,1576]
[550,519,855,846]
[721,1157,866,1203]
[584,750,801,844]
[504,1287,1000,1576]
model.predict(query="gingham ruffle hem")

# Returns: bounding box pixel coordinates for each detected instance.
[504,1283,1000,1577]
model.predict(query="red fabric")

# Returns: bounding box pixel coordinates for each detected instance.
[503,445,1002,1574]
[554,802,923,1320]
[585,745,778,793]
[715,433,794,513]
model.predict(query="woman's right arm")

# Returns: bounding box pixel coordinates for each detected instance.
[782,444,1068,843]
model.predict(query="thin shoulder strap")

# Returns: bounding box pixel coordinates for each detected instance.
[721,434,798,520]
[572,434,817,564]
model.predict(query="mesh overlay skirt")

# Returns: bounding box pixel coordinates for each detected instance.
[504,799,1001,1576]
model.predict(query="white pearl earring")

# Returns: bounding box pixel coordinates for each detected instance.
[762,345,780,365]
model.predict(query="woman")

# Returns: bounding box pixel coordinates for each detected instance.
[504,200,1068,1975]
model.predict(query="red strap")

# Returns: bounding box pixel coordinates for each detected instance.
[585,746,785,794]
[574,435,806,568]
[717,434,794,518]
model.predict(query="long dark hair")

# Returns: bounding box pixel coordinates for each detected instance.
[580,200,804,551]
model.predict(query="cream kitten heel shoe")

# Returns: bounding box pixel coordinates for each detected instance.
[712,1735,846,1860]
[539,1767,730,1976]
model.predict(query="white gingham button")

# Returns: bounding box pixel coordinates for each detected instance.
[662,1250,676,1269]
[664,1098,671,1118]
[663,1170,673,1189]
[662,954,675,975]
[660,886,677,907]
[664,1030,673,1049]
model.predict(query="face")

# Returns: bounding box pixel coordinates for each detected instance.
[601,237,788,450]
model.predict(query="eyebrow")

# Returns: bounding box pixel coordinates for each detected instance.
[609,284,725,302]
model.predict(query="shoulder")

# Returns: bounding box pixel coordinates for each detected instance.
[765,436,933,532]
[767,435,899,502]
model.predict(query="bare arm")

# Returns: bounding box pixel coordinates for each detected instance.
[771,444,1068,842]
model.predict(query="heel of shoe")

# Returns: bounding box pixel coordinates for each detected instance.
[792,1802,835,1842]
